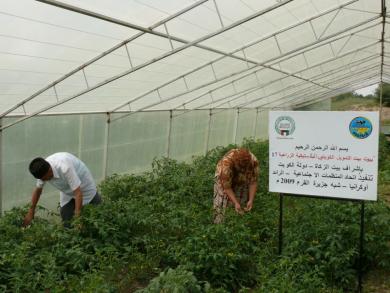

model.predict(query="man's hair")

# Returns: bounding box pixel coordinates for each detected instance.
[29,157,50,179]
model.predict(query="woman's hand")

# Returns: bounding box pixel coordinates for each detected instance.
[245,182,257,212]
[234,202,244,215]
[244,200,253,212]
[224,188,243,215]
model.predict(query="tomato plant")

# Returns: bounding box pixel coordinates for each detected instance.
[0,138,389,292]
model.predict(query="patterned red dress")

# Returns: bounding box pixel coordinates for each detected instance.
[213,148,259,223]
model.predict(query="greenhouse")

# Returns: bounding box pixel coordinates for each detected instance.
[1,0,390,292]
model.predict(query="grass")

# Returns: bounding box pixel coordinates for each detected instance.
[331,96,379,111]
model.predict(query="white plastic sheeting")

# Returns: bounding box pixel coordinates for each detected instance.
[1,109,268,212]
[0,0,386,125]
[0,0,387,212]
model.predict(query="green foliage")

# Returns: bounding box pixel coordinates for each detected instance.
[99,173,149,201]
[331,92,378,110]
[379,133,390,171]
[257,254,333,293]
[375,83,390,106]
[330,83,390,109]
[0,139,390,292]
[136,266,210,293]
[378,133,390,199]
[166,219,260,291]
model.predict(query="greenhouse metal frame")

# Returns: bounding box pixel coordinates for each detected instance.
[0,0,388,213]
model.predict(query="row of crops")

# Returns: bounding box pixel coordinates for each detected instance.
[1,137,390,292]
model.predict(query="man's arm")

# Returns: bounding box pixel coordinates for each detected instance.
[23,187,43,227]
[62,162,83,216]
[245,182,257,211]
[73,186,83,217]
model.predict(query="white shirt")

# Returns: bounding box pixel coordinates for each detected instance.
[36,152,97,207]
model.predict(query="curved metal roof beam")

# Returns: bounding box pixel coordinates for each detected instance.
[241,62,381,109]
[7,0,358,118]
[171,31,381,112]
[109,16,380,122]
[211,57,380,111]
[0,0,209,119]
[0,0,296,130]
[258,70,381,109]
[110,0,360,114]
[180,52,380,113]
[284,77,380,109]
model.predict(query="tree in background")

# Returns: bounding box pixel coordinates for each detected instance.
[332,92,364,102]
[375,83,390,106]
[330,89,378,111]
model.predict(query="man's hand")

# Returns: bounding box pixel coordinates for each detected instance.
[23,187,42,227]
[23,208,34,227]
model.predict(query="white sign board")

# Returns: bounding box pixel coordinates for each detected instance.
[269,111,379,201]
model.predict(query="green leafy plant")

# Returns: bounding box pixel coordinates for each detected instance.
[0,139,389,292]
[136,266,210,293]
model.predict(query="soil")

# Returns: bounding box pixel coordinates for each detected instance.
[365,269,390,293]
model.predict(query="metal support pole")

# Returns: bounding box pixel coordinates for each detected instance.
[278,193,284,255]
[3,0,360,128]
[125,44,134,69]
[309,20,318,40]
[184,40,378,112]
[274,35,282,54]
[82,69,89,88]
[379,81,384,132]
[163,23,175,51]
[183,76,189,91]
[157,89,163,102]
[213,0,224,28]
[102,113,110,179]
[379,0,386,132]
[0,119,2,216]
[210,64,218,81]
[233,109,239,144]
[78,115,84,159]
[53,85,59,102]
[242,49,250,69]
[318,9,341,39]
[253,109,259,138]
[205,109,212,154]
[167,110,173,158]
[358,201,365,293]
[10,0,354,131]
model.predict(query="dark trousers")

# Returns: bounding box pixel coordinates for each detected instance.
[60,193,101,227]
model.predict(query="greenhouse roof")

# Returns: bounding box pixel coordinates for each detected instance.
[0,0,387,128]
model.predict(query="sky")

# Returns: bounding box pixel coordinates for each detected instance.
[354,84,378,96]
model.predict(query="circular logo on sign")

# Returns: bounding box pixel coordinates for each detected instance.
[349,116,372,139]
[275,116,295,136]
